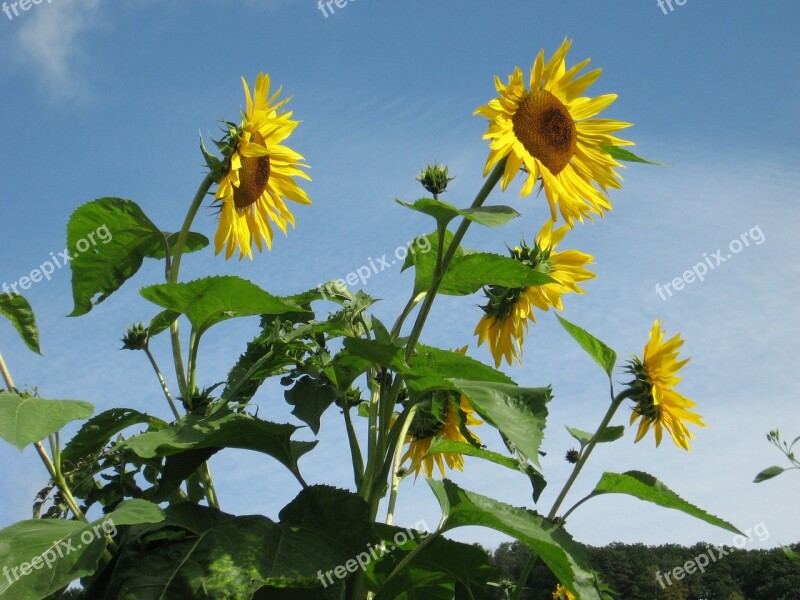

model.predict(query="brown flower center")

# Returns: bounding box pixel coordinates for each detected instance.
[512,90,577,175]
[233,131,271,209]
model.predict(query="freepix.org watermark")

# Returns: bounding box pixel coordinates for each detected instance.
[2,0,53,21]
[316,519,430,587]
[657,0,688,15]
[316,0,355,18]
[655,521,770,589]
[3,518,117,587]
[2,224,112,299]
[655,225,765,301]
[316,236,432,301]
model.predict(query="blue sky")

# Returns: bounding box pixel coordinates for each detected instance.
[1,0,799,555]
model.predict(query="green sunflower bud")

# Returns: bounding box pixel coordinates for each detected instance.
[121,323,148,351]
[416,163,454,196]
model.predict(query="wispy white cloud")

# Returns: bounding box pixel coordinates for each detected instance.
[13,0,102,101]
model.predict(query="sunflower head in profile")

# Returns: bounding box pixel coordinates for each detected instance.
[211,73,311,260]
[475,221,595,367]
[401,354,483,479]
[475,38,633,227]
[553,584,576,600]
[627,320,708,450]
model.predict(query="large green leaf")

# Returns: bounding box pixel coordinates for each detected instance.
[590,471,741,534]
[140,276,307,337]
[0,499,164,600]
[366,522,499,600]
[61,408,166,469]
[122,410,316,484]
[428,480,601,599]
[451,380,550,467]
[439,253,556,296]
[397,198,519,229]
[67,198,208,316]
[556,316,617,379]
[100,487,375,598]
[0,393,93,450]
[0,293,41,354]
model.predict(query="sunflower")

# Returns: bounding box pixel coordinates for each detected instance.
[553,584,576,600]
[475,38,633,226]
[475,221,595,367]
[401,354,483,478]
[627,320,708,450]
[214,73,311,260]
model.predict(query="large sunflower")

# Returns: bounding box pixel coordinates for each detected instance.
[401,375,483,479]
[627,321,707,450]
[475,38,633,226]
[214,73,311,260]
[475,221,595,367]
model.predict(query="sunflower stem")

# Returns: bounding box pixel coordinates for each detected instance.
[403,158,506,361]
[511,550,538,600]
[547,388,635,521]
[385,404,418,526]
[342,401,365,489]
[143,345,181,420]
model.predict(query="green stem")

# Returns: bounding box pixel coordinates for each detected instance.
[385,404,418,525]
[510,551,537,600]
[547,388,634,520]
[144,345,181,419]
[167,173,215,399]
[403,158,506,361]
[342,402,365,489]
[381,528,442,589]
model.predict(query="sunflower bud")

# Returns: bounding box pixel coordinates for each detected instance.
[565,448,580,464]
[416,163,454,196]
[121,323,148,351]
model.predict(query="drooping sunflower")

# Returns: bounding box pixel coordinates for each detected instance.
[401,353,483,479]
[627,320,708,450]
[475,38,633,226]
[475,221,595,367]
[553,584,576,600]
[213,73,311,260]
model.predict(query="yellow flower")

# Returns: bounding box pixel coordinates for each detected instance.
[401,349,483,478]
[475,38,633,226]
[628,321,708,450]
[475,221,595,367]
[214,73,311,260]
[553,584,576,600]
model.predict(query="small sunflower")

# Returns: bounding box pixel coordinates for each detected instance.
[553,584,576,600]
[213,73,311,260]
[475,221,595,367]
[475,38,633,226]
[627,320,707,450]
[401,355,483,479]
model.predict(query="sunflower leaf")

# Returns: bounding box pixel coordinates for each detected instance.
[602,145,664,166]
[441,253,556,296]
[428,480,602,600]
[450,380,550,467]
[556,315,616,379]
[0,393,93,451]
[0,499,164,600]
[589,471,742,534]
[67,198,171,316]
[140,276,308,338]
[121,409,316,484]
[423,438,547,502]
[397,198,520,229]
[566,425,624,448]
[95,487,375,598]
[0,293,41,354]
